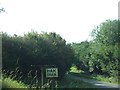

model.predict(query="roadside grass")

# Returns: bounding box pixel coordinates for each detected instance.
[1,75,96,89]
[69,65,119,85]
[92,74,119,85]
[1,73,97,89]
[1,65,118,89]
[1,71,96,89]
[1,77,28,88]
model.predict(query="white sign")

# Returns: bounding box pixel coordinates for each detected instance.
[46,68,58,77]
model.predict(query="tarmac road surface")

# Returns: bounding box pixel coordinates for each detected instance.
[69,74,119,89]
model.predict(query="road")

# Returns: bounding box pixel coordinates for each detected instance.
[69,74,119,89]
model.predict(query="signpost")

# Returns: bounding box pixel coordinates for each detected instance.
[31,65,58,88]
[46,68,58,78]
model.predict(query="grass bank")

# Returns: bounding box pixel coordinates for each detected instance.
[69,65,119,85]
[1,77,28,88]
[1,74,96,89]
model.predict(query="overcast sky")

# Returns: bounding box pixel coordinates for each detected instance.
[0,0,119,43]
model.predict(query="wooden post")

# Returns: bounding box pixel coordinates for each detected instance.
[41,67,44,88]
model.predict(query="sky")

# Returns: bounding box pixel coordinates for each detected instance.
[0,0,119,43]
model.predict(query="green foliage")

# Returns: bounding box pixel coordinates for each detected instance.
[70,64,80,73]
[94,20,120,45]
[90,20,119,77]
[1,71,96,89]
[1,19,119,87]
[1,68,96,89]
[70,72,119,84]
[72,19,119,82]
[2,77,27,88]
[2,31,74,78]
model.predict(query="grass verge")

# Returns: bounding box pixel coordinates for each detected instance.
[1,77,28,88]
[1,74,96,89]
[69,65,119,85]
[70,72,119,85]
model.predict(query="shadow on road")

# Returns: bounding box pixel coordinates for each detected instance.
[68,73,119,89]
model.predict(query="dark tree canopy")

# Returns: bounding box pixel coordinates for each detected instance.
[2,31,74,78]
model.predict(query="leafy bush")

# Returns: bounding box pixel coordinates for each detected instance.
[2,32,74,78]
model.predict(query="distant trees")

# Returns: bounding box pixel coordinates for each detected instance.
[2,31,74,78]
[72,20,119,81]
[2,19,119,82]
[71,41,91,73]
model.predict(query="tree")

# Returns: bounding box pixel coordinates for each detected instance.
[2,31,74,79]
[90,20,119,77]
[72,20,119,80]
[71,41,91,74]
